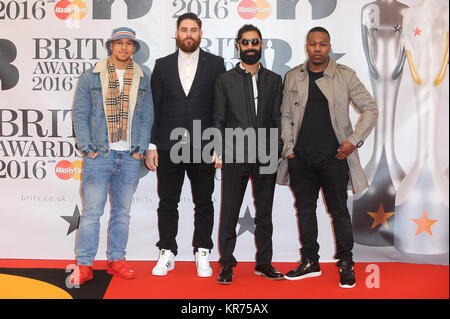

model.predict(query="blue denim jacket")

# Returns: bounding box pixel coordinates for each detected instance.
[73,58,154,157]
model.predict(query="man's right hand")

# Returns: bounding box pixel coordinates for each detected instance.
[145,150,158,171]
[212,151,222,169]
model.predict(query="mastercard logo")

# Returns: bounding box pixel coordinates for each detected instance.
[238,0,272,20]
[55,160,83,181]
[54,0,88,21]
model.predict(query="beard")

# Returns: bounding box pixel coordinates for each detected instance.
[240,49,262,65]
[177,37,201,53]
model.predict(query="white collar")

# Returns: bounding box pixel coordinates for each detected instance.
[240,62,260,75]
[179,47,200,60]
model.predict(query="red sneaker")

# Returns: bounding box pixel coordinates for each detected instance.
[107,259,136,279]
[69,265,93,285]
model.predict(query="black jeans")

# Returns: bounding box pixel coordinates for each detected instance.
[218,163,277,268]
[288,156,354,262]
[156,150,215,255]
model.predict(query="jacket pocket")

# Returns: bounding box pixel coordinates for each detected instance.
[288,90,302,108]
[90,87,103,108]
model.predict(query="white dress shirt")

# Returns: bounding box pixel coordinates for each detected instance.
[178,47,200,96]
[240,63,259,115]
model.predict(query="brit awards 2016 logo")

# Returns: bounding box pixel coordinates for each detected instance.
[0,108,79,181]
[31,36,152,92]
[238,0,271,20]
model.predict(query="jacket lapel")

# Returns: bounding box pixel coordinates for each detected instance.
[293,63,308,142]
[128,61,144,128]
[171,51,187,98]
[255,65,264,126]
[315,58,337,134]
[93,58,110,113]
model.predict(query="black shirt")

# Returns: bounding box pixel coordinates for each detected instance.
[294,67,340,165]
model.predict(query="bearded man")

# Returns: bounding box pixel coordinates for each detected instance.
[145,13,226,278]
[212,24,284,284]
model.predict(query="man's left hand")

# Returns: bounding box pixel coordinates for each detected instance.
[336,140,357,160]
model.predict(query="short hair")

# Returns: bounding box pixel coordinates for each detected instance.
[236,24,262,43]
[307,26,330,41]
[177,13,202,30]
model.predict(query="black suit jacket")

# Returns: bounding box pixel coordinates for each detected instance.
[212,63,283,163]
[150,49,226,150]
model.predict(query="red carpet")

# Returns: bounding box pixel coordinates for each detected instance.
[0,259,448,299]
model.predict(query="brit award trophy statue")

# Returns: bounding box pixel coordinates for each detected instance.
[352,0,408,246]
[394,0,449,255]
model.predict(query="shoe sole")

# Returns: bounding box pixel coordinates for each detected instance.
[152,260,175,276]
[152,265,175,276]
[70,274,93,285]
[198,271,213,278]
[106,269,136,279]
[217,276,234,285]
[339,283,356,288]
[217,280,233,285]
[284,271,322,281]
[152,268,174,276]
[254,271,284,280]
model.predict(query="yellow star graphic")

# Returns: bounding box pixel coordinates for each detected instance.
[367,204,395,229]
[412,211,438,236]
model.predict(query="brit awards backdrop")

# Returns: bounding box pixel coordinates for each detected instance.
[0,0,448,265]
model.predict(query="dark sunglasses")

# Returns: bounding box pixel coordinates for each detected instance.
[238,38,262,46]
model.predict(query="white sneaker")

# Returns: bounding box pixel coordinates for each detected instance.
[195,248,213,278]
[152,249,175,276]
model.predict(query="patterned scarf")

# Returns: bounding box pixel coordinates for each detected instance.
[105,58,134,143]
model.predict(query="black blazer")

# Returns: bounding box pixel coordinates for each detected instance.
[212,63,283,163]
[150,49,226,150]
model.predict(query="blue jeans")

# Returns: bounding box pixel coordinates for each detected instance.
[76,151,140,266]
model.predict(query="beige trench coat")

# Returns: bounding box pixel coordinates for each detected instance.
[276,58,378,194]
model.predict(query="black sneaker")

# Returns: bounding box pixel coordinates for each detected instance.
[284,260,321,280]
[338,260,356,288]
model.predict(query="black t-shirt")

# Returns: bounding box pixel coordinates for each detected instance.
[294,67,340,165]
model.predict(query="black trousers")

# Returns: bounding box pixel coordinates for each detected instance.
[218,163,277,268]
[288,156,354,262]
[156,150,215,255]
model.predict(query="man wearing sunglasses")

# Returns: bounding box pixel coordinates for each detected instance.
[212,24,283,284]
